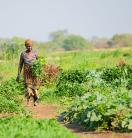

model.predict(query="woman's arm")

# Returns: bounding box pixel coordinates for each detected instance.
[35,52,38,59]
[16,53,24,81]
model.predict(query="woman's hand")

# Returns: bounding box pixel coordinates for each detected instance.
[16,75,20,82]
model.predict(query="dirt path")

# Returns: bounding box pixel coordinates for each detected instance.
[27,103,59,119]
[26,102,132,138]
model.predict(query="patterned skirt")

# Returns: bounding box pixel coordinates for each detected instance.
[23,64,37,90]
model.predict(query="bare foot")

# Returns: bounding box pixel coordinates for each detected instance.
[34,102,37,106]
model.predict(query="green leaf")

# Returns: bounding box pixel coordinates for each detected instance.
[128,120,132,130]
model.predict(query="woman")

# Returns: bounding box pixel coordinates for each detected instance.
[16,39,38,106]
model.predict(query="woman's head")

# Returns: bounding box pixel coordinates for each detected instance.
[25,39,33,52]
[25,39,33,47]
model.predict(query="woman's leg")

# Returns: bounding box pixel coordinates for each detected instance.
[25,87,34,105]
[33,89,39,106]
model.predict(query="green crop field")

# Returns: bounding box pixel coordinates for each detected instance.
[0,47,132,138]
[1,1,132,137]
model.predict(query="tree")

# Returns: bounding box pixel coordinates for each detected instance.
[112,34,132,47]
[48,30,68,50]
[49,30,68,41]
[62,35,89,50]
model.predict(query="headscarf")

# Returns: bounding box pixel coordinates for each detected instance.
[25,39,33,47]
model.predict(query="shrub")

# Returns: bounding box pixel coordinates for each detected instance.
[55,82,86,97]
[0,78,24,113]
[101,65,132,87]
[43,64,61,86]
[57,69,88,84]
[55,69,89,97]
[62,88,132,131]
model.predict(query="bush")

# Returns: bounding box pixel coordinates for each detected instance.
[55,82,86,97]
[0,78,24,113]
[57,70,88,84]
[101,65,132,88]
[126,78,132,90]
[43,64,61,86]
[55,69,88,97]
[62,88,132,131]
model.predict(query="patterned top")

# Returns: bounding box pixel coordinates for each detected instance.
[19,51,38,67]
[18,50,38,77]
[18,51,38,88]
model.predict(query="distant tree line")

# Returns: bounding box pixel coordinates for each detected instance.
[47,30,132,50]
[91,34,132,48]
[47,30,91,51]
[0,31,132,60]
[0,37,44,60]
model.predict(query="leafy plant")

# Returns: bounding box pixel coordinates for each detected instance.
[0,78,25,113]
[55,69,89,97]
[57,69,88,84]
[31,57,46,78]
[0,117,77,138]
[101,65,132,88]
[62,88,132,131]
[55,82,86,97]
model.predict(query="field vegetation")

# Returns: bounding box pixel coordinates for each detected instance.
[0,34,132,137]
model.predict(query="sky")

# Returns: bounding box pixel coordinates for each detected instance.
[0,0,132,41]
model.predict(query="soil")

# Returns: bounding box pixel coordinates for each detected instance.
[26,102,59,119]
[0,113,15,118]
